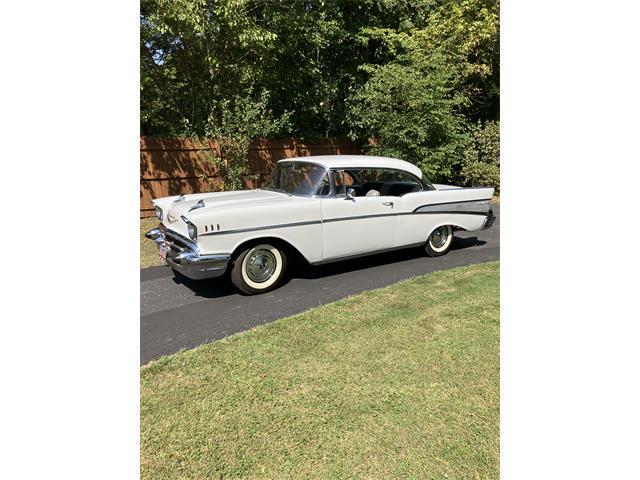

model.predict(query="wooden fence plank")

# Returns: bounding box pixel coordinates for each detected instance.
[140,137,359,217]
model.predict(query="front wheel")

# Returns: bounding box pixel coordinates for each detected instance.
[425,225,453,257]
[230,243,287,295]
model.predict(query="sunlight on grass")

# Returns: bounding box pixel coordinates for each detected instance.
[141,262,499,479]
[140,217,162,269]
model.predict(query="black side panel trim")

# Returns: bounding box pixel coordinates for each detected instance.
[411,210,489,216]
[412,198,492,210]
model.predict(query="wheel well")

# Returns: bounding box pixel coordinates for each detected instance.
[427,223,463,236]
[231,237,308,264]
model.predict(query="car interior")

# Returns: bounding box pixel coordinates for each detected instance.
[323,169,423,197]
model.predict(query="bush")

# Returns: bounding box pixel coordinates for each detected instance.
[460,121,500,190]
[204,90,291,191]
[347,64,468,183]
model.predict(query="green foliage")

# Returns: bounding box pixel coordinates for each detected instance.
[347,0,499,182]
[204,90,291,191]
[141,0,500,184]
[461,121,500,189]
[348,63,467,182]
[141,0,280,136]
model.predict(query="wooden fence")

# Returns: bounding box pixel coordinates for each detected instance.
[140,137,359,217]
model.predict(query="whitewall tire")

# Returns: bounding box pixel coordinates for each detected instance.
[425,225,453,257]
[230,243,287,295]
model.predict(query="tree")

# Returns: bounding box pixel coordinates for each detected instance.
[141,0,279,136]
[345,0,499,181]
[140,0,500,184]
[348,63,467,182]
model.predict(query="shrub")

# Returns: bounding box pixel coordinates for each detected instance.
[460,121,500,190]
[347,64,468,183]
[204,90,291,191]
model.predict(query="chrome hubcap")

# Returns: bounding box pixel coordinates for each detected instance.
[430,226,449,248]
[246,249,277,283]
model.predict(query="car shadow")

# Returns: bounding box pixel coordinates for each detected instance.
[170,271,236,298]
[290,235,485,280]
[451,235,486,251]
[168,235,485,298]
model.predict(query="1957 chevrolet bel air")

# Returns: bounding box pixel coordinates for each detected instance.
[145,155,495,295]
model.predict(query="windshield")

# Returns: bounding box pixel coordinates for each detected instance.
[264,161,330,196]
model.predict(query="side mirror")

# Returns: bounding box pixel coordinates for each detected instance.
[345,188,356,200]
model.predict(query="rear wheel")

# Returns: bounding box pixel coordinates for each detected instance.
[425,225,453,257]
[230,243,287,295]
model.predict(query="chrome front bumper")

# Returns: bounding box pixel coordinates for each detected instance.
[145,227,230,280]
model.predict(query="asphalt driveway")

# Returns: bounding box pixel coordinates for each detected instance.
[141,205,499,364]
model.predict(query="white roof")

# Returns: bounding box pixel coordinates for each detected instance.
[278,155,423,179]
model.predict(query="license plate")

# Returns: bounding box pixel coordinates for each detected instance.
[158,244,169,263]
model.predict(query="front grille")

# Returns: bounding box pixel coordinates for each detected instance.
[161,227,197,254]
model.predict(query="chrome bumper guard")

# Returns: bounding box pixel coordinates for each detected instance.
[482,208,496,230]
[145,227,230,280]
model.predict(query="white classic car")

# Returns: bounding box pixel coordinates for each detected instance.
[146,155,495,294]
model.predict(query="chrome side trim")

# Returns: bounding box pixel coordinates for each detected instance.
[198,205,492,237]
[200,219,322,237]
[323,212,397,223]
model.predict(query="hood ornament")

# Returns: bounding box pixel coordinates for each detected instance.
[188,199,205,212]
[167,195,187,223]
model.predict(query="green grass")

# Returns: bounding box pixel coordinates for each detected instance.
[141,262,499,479]
[141,217,163,269]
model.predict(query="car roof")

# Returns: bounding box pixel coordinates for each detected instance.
[277,155,423,179]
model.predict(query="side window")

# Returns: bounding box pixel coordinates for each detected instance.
[383,169,422,196]
[390,169,422,184]
[331,170,355,196]
[332,168,422,197]
[354,169,383,197]
[387,170,422,197]
[357,168,422,197]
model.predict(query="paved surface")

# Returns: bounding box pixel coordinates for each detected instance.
[141,205,499,364]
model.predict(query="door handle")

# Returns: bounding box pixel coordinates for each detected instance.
[382,201,394,207]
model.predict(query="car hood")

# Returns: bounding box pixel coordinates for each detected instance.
[164,189,291,224]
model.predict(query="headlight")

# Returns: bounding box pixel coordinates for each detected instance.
[187,223,197,240]
[181,216,197,240]
[155,205,163,221]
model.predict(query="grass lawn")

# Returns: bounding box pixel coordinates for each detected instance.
[141,217,162,269]
[141,262,499,479]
